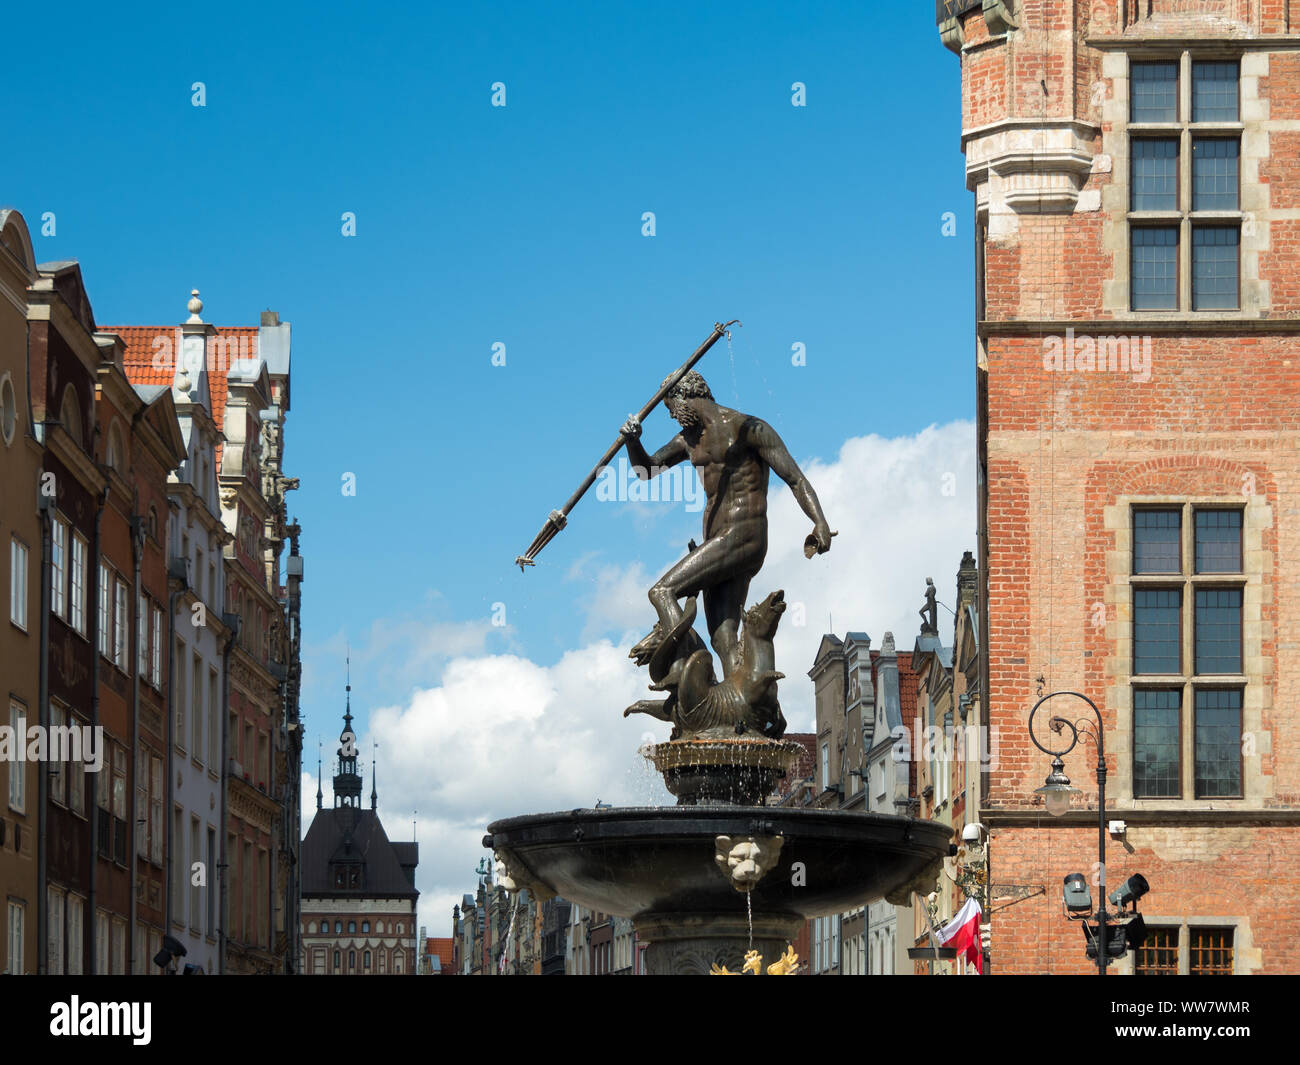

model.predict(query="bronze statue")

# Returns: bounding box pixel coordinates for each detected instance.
[619,370,834,681]
[514,321,834,747]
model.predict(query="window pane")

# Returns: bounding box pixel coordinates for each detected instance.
[1131,139,1179,211]
[1195,689,1242,797]
[1134,589,1181,673]
[1194,509,1242,573]
[1134,509,1180,573]
[1194,588,1242,673]
[1192,227,1239,310]
[1189,927,1234,975]
[1134,689,1181,797]
[51,518,66,618]
[1131,228,1178,309]
[1192,61,1239,122]
[1192,138,1239,211]
[1132,61,1178,122]
[1135,926,1179,975]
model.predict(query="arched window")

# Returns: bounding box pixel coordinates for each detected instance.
[335,920,342,934]
[362,921,369,933]
[363,950,371,969]
[376,921,384,934]
[333,950,340,970]
[348,920,356,934]
[349,950,356,969]
[106,421,126,473]
[59,385,82,448]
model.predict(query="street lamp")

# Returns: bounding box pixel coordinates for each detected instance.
[1027,690,1110,975]
[1033,755,1082,818]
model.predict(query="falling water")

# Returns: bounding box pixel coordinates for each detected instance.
[498,894,521,973]
[746,888,753,951]
[727,330,740,403]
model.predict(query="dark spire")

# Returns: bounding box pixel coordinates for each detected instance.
[370,741,378,810]
[315,742,322,811]
[334,657,362,808]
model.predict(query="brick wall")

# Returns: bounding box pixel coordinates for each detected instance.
[948,0,1300,974]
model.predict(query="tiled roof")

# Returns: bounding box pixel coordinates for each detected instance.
[425,937,455,971]
[106,325,259,469]
[896,652,918,723]
[301,807,420,900]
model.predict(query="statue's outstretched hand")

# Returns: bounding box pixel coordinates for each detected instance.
[620,415,642,441]
[804,523,836,559]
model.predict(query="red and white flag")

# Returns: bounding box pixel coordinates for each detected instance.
[935,897,983,974]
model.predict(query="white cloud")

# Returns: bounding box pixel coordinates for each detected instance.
[304,639,674,941]
[751,420,976,730]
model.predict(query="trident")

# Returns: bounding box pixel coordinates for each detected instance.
[514,319,741,572]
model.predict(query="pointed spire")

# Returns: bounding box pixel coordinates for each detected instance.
[334,657,362,809]
[344,646,353,731]
[370,741,378,809]
[316,741,323,811]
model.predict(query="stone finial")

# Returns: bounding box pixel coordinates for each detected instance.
[187,288,204,323]
[881,631,896,655]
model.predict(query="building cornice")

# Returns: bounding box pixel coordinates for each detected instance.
[1086,35,1300,52]
[979,317,1300,336]
[984,807,1300,827]
[46,425,106,492]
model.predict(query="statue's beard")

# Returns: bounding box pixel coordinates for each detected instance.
[672,404,702,430]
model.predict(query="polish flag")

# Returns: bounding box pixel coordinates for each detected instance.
[935,897,983,974]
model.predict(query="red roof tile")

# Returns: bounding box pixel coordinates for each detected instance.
[896,651,918,724]
[425,937,455,972]
[106,325,259,470]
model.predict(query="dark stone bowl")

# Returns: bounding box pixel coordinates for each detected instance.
[484,805,952,920]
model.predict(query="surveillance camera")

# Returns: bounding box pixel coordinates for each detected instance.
[1108,820,1127,836]
[961,822,987,844]
[1063,872,1093,914]
[1108,873,1150,911]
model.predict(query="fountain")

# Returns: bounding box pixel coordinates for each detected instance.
[490,322,950,974]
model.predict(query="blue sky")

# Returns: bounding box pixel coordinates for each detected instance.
[6,0,974,929]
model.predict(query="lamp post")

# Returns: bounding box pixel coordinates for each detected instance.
[1027,690,1108,976]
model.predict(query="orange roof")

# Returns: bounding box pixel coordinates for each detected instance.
[107,325,259,469]
[896,651,918,723]
[424,937,455,972]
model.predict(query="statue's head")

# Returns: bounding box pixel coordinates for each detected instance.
[662,370,713,429]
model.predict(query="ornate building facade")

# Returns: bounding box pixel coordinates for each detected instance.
[0,209,40,975]
[939,0,1300,974]
[109,301,303,974]
[300,690,418,975]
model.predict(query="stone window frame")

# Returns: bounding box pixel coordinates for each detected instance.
[1101,50,1269,318]
[1119,915,1257,975]
[1105,494,1271,807]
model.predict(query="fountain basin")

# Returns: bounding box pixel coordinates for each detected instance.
[485,805,951,973]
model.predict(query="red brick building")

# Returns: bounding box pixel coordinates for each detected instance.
[939,0,1300,973]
